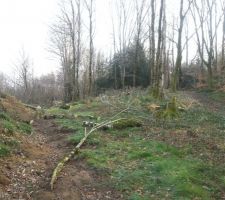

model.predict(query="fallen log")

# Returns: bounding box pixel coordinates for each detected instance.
[50,117,126,190]
[23,103,39,110]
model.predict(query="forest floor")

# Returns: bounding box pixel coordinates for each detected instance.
[1,119,120,200]
[1,90,225,200]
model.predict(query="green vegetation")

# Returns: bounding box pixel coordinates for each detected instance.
[0,111,32,157]
[49,91,225,199]
[113,118,142,129]
[59,104,70,110]
[55,118,83,133]
[2,120,16,134]
[0,111,32,135]
[80,132,223,199]
[0,143,10,157]
[17,122,32,134]
[0,112,11,121]
[198,89,225,102]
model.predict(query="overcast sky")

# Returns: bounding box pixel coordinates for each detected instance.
[0,0,222,77]
[0,0,112,77]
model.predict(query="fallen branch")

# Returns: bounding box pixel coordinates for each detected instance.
[50,117,126,190]
[23,103,38,110]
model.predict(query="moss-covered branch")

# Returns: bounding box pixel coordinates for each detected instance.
[50,118,126,190]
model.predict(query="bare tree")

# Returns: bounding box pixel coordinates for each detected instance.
[185,22,189,68]
[49,13,73,103]
[111,14,117,89]
[191,0,222,88]
[149,0,155,86]
[162,2,169,88]
[133,0,147,87]
[84,0,95,95]
[111,0,134,89]
[172,0,192,92]
[221,1,225,70]
[49,0,85,102]
[76,0,81,98]
[14,48,33,103]
[153,0,164,98]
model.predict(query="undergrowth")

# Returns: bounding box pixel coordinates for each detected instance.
[198,89,225,102]
[50,90,225,199]
[0,111,32,157]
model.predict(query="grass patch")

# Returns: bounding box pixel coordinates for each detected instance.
[0,111,32,135]
[55,118,101,146]
[17,122,32,134]
[49,91,225,199]
[55,118,83,133]
[0,143,10,157]
[198,89,225,102]
[0,112,11,121]
[81,134,223,199]
[68,132,101,146]
[108,127,141,138]
[47,107,68,115]
[2,120,16,134]
[180,107,225,128]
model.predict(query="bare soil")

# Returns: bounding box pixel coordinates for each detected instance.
[0,119,121,200]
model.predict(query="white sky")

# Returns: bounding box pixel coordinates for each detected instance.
[0,0,222,77]
[0,0,58,76]
[0,0,112,77]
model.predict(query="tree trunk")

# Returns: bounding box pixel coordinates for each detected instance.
[150,0,155,86]
[172,0,185,92]
[153,0,164,98]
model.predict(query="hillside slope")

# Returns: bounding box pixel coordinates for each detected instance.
[0,93,40,198]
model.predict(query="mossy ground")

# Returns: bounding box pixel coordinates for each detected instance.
[0,95,34,157]
[48,90,225,199]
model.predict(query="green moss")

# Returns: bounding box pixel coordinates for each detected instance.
[113,119,142,130]
[156,96,180,119]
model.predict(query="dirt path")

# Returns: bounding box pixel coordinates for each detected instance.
[30,119,120,200]
[1,119,120,200]
[183,91,225,114]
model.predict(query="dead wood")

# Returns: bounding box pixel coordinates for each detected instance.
[50,117,126,190]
